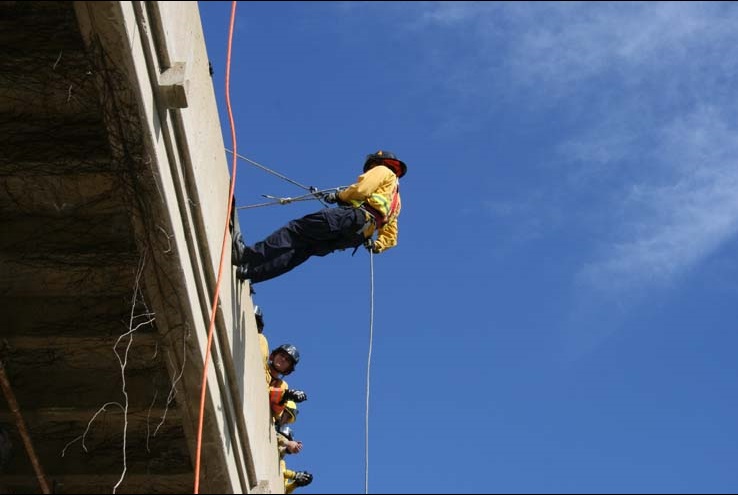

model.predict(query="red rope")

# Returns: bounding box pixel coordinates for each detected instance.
[194,1,239,492]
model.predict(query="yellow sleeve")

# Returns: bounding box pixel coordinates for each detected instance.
[337,166,387,203]
[277,433,289,458]
[259,334,269,362]
[260,334,271,386]
[281,459,300,493]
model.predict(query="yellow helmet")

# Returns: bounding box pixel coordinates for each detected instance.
[282,400,298,424]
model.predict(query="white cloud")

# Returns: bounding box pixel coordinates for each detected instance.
[508,3,719,88]
[413,2,738,91]
[579,106,738,293]
[411,2,738,291]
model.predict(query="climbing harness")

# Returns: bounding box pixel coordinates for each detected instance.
[359,182,400,229]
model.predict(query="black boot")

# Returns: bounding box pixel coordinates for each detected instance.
[235,263,250,281]
[232,232,246,266]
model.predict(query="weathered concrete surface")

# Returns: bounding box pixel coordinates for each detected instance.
[0,2,281,493]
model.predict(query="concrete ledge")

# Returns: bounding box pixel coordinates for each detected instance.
[159,61,189,108]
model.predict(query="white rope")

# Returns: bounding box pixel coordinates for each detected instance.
[235,187,343,210]
[224,148,342,210]
[225,147,313,192]
[365,250,375,494]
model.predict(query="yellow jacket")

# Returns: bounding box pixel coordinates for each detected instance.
[277,431,290,458]
[259,333,288,421]
[337,165,401,253]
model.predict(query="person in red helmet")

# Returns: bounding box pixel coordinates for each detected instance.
[232,150,406,284]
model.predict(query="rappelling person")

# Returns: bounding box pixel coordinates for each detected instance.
[232,150,407,284]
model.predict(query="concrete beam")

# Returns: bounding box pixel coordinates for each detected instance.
[0,259,137,297]
[159,62,189,109]
[0,213,135,255]
[0,406,181,425]
[2,473,193,495]
[0,365,172,410]
[1,334,163,371]
[2,295,134,337]
[0,173,128,215]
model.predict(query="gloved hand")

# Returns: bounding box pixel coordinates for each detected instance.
[282,389,307,404]
[293,471,313,486]
[286,440,303,454]
[364,238,379,254]
[324,188,347,205]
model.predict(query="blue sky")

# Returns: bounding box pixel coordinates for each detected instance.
[197,2,738,493]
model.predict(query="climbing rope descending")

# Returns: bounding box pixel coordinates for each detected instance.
[365,250,375,495]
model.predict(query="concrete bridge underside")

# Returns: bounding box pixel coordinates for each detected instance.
[1,2,280,493]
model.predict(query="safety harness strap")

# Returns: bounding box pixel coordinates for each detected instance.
[361,183,399,229]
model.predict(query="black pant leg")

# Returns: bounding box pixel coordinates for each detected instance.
[246,207,365,283]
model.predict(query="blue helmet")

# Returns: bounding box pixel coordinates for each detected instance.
[270,343,300,375]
